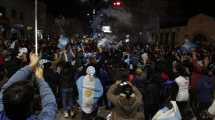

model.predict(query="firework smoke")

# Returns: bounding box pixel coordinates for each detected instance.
[103,8,132,26]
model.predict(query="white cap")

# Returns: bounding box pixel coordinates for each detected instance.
[86,66,96,76]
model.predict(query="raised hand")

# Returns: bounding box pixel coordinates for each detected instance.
[29,53,39,67]
[35,67,44,80]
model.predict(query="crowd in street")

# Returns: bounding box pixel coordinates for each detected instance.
[0,34,215,120]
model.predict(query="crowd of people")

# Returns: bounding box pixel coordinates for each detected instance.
[0,34,215,120]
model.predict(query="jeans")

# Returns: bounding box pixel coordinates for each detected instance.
[61,88,74,111]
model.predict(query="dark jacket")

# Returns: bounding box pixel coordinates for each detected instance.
[132,75,144,94]
[197,75,215,103]
[61,65,76,89]
[44,68,60,96]
[98,67,111,88]
[107,83,145,120]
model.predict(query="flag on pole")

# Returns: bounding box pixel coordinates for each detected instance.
[35,0,38,55]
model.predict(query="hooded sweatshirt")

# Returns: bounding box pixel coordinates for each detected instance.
[107,83,145,120]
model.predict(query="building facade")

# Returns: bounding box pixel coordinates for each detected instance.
[151,14,215,48]
[0,0,47,39]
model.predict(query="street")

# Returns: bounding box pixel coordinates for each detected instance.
[57,107,109,120]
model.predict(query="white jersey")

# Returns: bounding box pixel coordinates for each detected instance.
[175,76,189,102]
[208,100,215,116]
[82,76,96,114]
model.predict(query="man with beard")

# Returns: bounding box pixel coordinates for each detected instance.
[107,80,144,120]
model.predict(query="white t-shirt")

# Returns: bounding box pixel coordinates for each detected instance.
[208,100,215,115]
[175,76,189,102]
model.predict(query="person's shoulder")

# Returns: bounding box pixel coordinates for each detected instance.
[95,77,102,82]
[175,76,185,81]
[0,111,8,120]
[135,112,145,119]
[94,76,99,80]
[78,76,85,80]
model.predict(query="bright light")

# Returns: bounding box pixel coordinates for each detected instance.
[102,26,112,33]
[0,12,3,17]
[116,2,121,6]
[93,9,96,15]
[112,0,122,8]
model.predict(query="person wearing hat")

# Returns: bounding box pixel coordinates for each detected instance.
[107,80,144,120]
[76,66,103,120]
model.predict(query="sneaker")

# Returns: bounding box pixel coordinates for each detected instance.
[70,111,75,117]
[63,112,69,118]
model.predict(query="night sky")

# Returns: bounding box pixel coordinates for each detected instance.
[44,0,213,22]
[183,0,213,17]
[45,0,110,18]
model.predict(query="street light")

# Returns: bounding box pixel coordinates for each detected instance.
[112,0,123,8]
[116,1,121,6]
[102,26,112,33]
[0,12,2,17]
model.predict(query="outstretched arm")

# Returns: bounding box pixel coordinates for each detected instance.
[129,82,143,105]
[0,53,38,112]
[1,65,33,91]
[36,67,57,120]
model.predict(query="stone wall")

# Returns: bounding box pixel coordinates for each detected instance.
[152,14,215,47]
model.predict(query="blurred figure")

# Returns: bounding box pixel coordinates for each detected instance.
[0,52,5,81]
[43,61,60,99]
[175,64,190,116]
[76,66,103,120]
[98,66,112,109]
[0,53,57,120]
[142,67,161,120]
[197,68,215,114]
[152,101,182,120]
[60,62,77,118]
[152,76,181,120]
[190,51,203,113]
[107,80,144,120]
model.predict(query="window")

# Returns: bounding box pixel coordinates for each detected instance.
[160,33,164,45]
[20,12,24,21]
[11,9,17,18]
[171,32,176,48]
[165,32,169,45]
